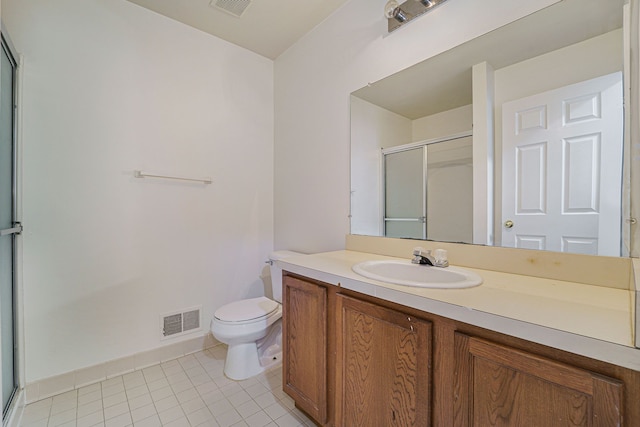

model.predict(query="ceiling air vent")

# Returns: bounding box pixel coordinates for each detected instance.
[161,307,202,339]
[210,0,252,18]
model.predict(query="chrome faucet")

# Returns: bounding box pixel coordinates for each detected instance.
[412,247,449,267]
[411,247,435,266]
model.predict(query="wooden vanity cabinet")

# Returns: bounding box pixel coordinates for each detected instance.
[453,333,624,426]
[335,294,432,427]
[282,273,640,426]
[282,273,336,426]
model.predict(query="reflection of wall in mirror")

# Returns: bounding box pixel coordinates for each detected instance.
[351,96,472,237]
[350,96,411,236]
[413,105,472,142]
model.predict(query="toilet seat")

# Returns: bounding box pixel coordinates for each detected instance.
[214,296,279,323]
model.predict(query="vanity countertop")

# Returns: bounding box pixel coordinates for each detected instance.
[278,250,640,371]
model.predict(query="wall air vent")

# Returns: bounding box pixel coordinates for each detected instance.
[183,309,200,332]
[163,313,183,337]
[210,0,252,18]
[161,307,202,339]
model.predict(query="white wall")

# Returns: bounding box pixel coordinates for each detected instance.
[412,105,472,142]
[350,96,411,236]
[274,0,559,253]
[494,29,623,107]
[3,0,274,383]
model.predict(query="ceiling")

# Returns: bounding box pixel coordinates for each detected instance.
[126,0,351,59]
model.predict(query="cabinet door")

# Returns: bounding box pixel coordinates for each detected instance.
[453,333,624,426]
[282,275,327,424]
[336,294,432,427]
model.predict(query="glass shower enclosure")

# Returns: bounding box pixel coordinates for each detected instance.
[1,31,19,420]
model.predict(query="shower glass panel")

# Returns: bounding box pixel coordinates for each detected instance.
[384,147,426,239]
[1,35,17,418]
[425,136,473,243]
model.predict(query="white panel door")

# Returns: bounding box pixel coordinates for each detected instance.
[501,72,623,255]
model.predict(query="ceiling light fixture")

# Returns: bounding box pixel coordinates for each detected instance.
[385,0,449,32]
[384,0,409,23]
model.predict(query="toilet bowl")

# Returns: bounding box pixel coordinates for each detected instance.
[210,251,303,380]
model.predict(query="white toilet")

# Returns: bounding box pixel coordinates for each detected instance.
[210,250,302,380]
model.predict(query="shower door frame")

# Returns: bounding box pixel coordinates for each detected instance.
[381,145,428,239]
[0,28,21,422]
[381,131,473,240]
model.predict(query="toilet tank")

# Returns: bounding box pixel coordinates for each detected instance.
[269,251,304,303]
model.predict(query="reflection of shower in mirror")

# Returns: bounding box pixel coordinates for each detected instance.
[380,134,473,243]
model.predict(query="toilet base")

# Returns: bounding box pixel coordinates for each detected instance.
[223,320,283,381]
[224,342,265,380]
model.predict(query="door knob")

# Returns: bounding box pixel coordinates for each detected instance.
[504,220,514,229]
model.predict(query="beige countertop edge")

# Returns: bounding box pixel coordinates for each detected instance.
[278,250,640,372]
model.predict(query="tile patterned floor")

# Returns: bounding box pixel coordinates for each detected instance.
[20,345,314,427]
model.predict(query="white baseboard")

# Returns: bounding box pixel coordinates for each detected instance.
[23,333,219,404]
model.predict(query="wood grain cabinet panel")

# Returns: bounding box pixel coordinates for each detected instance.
[453,333,624,427]
[281,274,638,426]
[336,294,432,427]
[282,275,328,424]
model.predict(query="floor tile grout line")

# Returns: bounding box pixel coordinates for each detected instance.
[23,346,314,427]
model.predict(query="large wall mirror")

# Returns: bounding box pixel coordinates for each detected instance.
[350,0,635,257]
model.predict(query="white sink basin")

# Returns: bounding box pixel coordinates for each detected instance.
[352,260,482,289]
